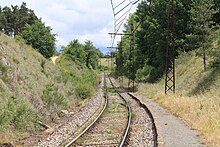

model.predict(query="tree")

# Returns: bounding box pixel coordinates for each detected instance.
[63,39,102,69]
[187,0,216,70]
[0,2,38,36]
[21,20,56,58]
[2,6,13,35]
[213,0,220,24]
[63,39,86,63]
[84,40,100,69]
[0,7,3,30]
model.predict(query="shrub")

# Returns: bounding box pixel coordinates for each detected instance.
[41,83,67,107]
[0,62,7,75]
[75,83,94,99]
[0,95,38,131]
[136,64,153,82]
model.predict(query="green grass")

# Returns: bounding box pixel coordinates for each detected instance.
[56,54,98,99]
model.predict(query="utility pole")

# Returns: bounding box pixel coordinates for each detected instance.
[117,36,124,85]
[128,22,135,92]
[165,0,175,94]
[108,32,135,91]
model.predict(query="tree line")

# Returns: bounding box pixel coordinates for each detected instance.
[0,2,56,58]
[0,2,102,68]
[115,0,220,82]
[62,39,103,70]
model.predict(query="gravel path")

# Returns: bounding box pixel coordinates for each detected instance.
[72,77,128,146]
[35,74,106,146]
[132,93,205,147]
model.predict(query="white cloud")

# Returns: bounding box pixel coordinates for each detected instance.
[0,0,139,53]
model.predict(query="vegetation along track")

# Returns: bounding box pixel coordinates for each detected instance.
[68,73,131,146]
[110,77,158,147]
[36,74,107,147]
[37,73,157,147]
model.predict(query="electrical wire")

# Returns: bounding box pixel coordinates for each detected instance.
[109,0,144,48]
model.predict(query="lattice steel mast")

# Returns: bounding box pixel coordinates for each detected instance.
[165,0,175,94]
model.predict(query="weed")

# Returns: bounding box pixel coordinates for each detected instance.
[0,87,5,92]
[75,83,94,99]
[75,138,84,144]
[41,83,67,107]
[40,59,46,70]
[0,95,38,132]
[0,62,7,75]
[40,59,49,76]
[12,57,20,64]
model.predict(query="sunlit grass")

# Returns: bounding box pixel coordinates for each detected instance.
[138,51,220,146]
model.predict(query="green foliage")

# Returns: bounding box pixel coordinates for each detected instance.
[12,57,20,64]
[74,71,96,99]
[0,62,7,75]
[56,55,98,99]
[136,64,153,82]
[0,2,38,36]
[63,39,102,70]
[0,95,38,131]
[40,59,46,70]
[63,39,86,63]
[75,83,94,99]
[41,83,67,107]
[14,35,25,44]
[84,40,101,69]
[186,0,216,50]
[209,30,220,68]
[116,0,220,82]
[21,20,56,58]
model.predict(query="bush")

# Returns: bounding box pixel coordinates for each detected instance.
[0,62,7,75]
[0,95,38,131]
[41,83,67,107]
[136,64,153,82]
[75,83,94,99]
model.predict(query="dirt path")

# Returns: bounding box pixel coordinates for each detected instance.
[51,56,59,64]
[131,93,205,147]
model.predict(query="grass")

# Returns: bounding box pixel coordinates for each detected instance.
[100,58,115,70]
[138,51,220,146]
[0,33,99,144]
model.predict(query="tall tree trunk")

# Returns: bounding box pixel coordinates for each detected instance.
[203,47,206,70]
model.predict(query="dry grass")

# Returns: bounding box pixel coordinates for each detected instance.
[100,58,115,68]
[138,51,220,147]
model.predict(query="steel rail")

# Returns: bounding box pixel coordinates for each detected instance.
[127,93,158,147]
[64,74,108,147]
[108,77,132,147]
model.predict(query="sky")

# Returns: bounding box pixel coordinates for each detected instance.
[0,0,139,54]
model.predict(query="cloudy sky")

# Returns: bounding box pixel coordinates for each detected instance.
[0,0,138,53]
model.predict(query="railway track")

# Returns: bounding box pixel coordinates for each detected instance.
[36,73,157,147]
[109,77,158,147]
[67,73,131,146]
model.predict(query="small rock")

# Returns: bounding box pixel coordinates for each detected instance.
[61,110,69,115]
[2,143,14,147]
[69,112,75,115]
[45,128,55,134]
